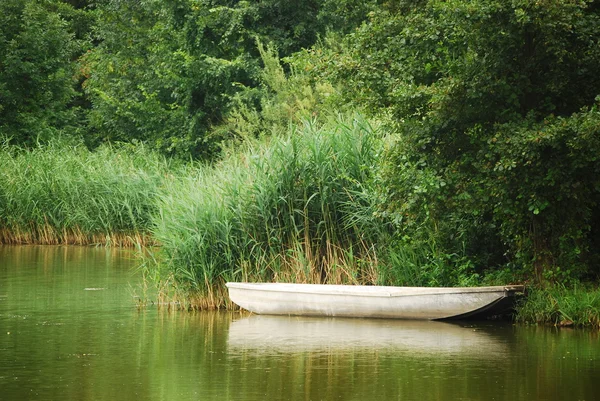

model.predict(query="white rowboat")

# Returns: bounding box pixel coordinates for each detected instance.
[225,282,525,320]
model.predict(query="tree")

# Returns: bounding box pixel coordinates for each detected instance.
[327,0,600,281]
[0,0,80,145]
[83,0,377,159]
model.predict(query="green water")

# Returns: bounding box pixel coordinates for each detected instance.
[0,246,598,401]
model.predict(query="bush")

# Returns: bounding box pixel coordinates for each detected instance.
[323,0,600,282]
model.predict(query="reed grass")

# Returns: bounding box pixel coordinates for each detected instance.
[0,140,170,245]
[149,115,389,308]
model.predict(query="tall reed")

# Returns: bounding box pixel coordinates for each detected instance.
[0,140,170,245]
[149,115,389,308]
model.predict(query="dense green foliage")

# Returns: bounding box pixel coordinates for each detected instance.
[335,0,600,121]
[310,0,600,283]
[0,0,81,144]
[150,116,386,306]
[1,0,599,320]
[82,0,377,158]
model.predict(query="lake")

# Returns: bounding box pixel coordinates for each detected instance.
[1,246,598,401]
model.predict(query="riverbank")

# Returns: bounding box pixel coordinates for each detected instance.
[3,244,599,328]
[1,123,599,327]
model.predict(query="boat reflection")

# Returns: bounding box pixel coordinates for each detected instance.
[227,315,510,357]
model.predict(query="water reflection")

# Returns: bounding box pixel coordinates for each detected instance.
[228,315,510,358]
[1,245,599,401]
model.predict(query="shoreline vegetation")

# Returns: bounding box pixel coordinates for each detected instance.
[2,118,599,328]
[0,142,166,247]
[1,0,599,328]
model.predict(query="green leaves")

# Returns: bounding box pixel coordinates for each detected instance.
[0,0,80,145]
[83,0,366,159]
[334,0,600,281]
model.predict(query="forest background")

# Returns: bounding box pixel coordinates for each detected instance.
[1,0,600,326]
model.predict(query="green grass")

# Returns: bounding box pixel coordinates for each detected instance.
[0,140,171,246]
[516,285,600,328]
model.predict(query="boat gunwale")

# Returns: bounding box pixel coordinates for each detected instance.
[225,282,525,298]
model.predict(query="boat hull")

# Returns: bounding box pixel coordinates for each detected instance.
[225,283,525,320]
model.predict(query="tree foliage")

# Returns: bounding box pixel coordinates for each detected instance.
[0,0,81,145]
[326,0,600,281]
[82,0,375,159]
[2,0,599,286]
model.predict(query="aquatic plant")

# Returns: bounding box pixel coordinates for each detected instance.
[149,115,390,308]
[0,140,170,246]
[516,285,600,328]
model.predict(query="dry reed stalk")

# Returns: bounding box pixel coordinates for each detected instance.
[0,225,157,247]
[153,274,232,310]
[266,239,379,286]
